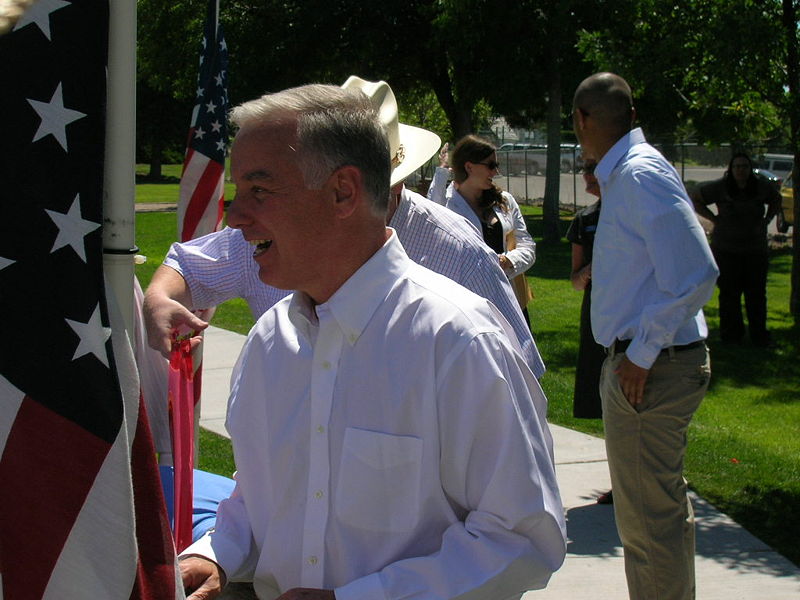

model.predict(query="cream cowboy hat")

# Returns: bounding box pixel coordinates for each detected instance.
[341,76,441,186]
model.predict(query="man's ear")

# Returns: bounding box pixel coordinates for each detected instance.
[329,165,363,220]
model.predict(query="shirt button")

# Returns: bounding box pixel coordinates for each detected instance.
[322,360,331,370]
[307,556,318,565]
[317,425,325,434]
[314,490,324,499]
[349,333,357,343]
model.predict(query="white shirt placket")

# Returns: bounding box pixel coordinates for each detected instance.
[300,304,342,586]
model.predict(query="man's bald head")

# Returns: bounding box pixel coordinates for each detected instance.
[573,73,634,138]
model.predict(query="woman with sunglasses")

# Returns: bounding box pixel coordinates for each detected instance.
[428,135,536,328]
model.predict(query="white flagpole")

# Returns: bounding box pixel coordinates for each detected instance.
[103,0,137,335]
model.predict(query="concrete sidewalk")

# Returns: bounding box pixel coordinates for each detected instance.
[198,325,800,599]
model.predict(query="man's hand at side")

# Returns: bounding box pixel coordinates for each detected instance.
[615,355,650,407]
[181,556,226,600]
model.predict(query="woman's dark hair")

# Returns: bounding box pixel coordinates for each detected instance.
[451,134,508,217]
[725,152,757,196]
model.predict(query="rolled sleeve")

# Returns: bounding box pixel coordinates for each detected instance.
[426,167,450,205]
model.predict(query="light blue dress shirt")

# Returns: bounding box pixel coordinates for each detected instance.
[591,128,719,369]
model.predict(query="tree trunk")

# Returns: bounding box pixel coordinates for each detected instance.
[782,0,800,322]
[147,137,163,180]
[542,66,562,243]
[148,155,162,180]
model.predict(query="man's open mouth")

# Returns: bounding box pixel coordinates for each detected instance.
[250,239,272,257]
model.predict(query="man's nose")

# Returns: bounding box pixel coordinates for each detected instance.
[225,194,247,229]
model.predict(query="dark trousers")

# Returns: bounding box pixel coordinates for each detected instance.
[713,249,769,344]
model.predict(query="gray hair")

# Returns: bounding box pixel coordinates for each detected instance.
[230,84,391,215]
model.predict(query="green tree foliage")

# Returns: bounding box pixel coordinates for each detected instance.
[577,0,800,321]
[577,0,787,146]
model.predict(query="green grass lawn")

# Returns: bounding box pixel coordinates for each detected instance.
[135,203,800,566]
[136,163,236,204]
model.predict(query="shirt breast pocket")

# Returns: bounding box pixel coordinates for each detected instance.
[335,427,423,533]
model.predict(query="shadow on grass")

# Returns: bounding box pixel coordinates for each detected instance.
[136,173,181,184]
[705,324,800,401]
[698,487,800,569]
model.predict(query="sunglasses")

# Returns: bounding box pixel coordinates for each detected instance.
[476,161,500,170]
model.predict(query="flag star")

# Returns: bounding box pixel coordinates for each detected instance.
[194,127,206,140]
[45,194,100,262]
[220,38,227,51]
[28,83,86,152]
[211,120,222,132]
[197,86,204,97]
[205,100,217,113]
[0,256,15,271]
[216,140,226,151]
[202,36,207,48]
[214,73,224,86]
[12,0,71,41]
[65,304,112,368]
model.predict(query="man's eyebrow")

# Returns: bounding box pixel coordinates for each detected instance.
[243,170,273,182]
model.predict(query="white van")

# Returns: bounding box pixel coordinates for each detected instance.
[757,153,794,180]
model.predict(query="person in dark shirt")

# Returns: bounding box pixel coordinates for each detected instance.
[692,152,781,346]
[565,158,612,505]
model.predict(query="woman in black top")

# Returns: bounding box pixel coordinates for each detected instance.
[692,153,781,346]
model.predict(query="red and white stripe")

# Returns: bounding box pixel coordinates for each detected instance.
[178,145,225,243]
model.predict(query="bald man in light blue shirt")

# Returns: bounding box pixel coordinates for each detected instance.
[573,72,718,600]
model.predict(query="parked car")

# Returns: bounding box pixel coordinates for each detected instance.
[777,174,795,233]
[496,144,545,175]
[753,168,782,191]
[757,153,793,181]
[496,143,582,175]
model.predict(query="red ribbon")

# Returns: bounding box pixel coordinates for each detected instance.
[168,336,195,553]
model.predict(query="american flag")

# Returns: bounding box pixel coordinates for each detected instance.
[0,1,182,598]
[177,0,229,242]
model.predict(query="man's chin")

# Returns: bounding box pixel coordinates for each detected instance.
[257,268,292,291]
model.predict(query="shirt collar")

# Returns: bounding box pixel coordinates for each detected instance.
[289,230,411,346]
[388,186,411,229]
[595,127,646,185]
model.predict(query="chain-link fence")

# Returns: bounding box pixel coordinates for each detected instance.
[406,142,794,214]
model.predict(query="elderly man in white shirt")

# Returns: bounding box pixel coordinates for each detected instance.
[177,81,565,600]
[143,80,544,379]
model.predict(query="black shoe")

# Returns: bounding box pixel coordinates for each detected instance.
[597,490,613,504]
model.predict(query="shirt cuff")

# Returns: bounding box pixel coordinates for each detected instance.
[334,572,387,600]
[625,339,660,370]
[178,532,243,584]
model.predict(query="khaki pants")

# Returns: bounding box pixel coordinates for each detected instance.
[600,344,711,600]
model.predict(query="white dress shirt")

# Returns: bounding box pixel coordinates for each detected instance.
[182,232,566,600]
[427,167,536,278]
[163,189,546,378]
[591,127,719,369]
